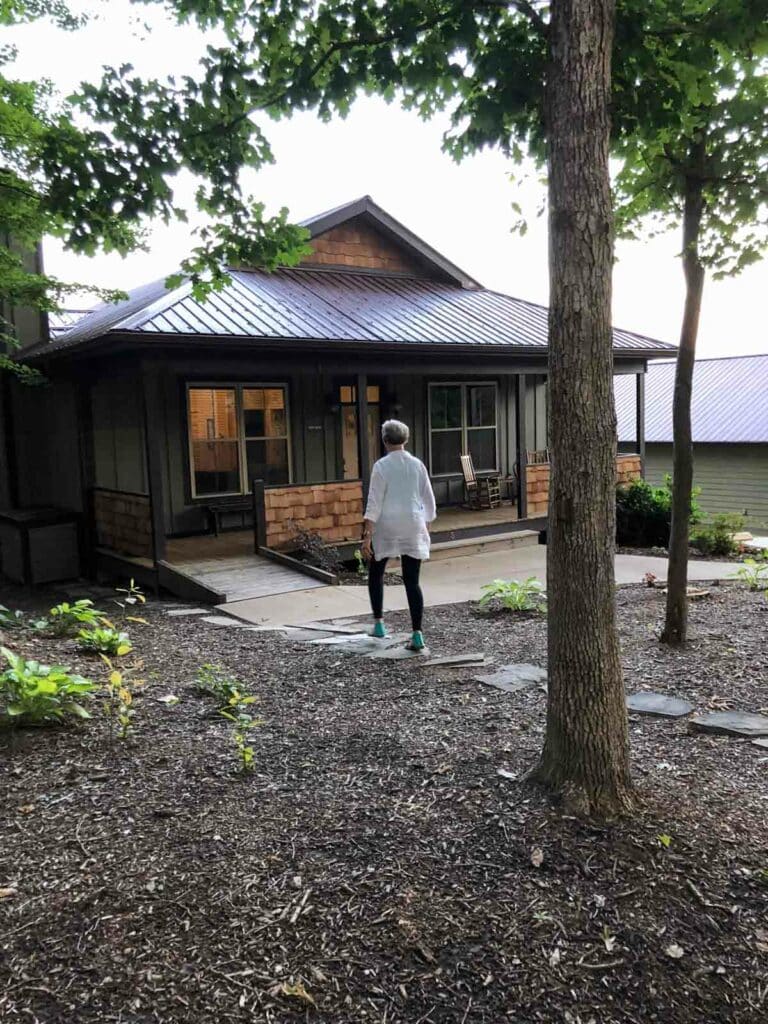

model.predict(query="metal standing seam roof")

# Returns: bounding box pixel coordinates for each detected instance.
[38,266,676,358]
[615,354,768,444]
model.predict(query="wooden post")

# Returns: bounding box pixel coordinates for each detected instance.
[636,371,646,474]
[356,373,371,499]
[75,375,97,578]
[515,374,528,519]
[252,479,267,553]
[140,361,168,566]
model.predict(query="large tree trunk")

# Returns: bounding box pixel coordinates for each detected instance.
[661,174,705,646]
[532,0,634,817]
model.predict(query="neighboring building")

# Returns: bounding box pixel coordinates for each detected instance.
[615,354,768,530]
[3,196,673,595]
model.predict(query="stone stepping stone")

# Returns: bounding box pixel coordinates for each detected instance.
[306,632,373,645]
[298,622,368,635]
[689,712,768,738]
[753,738,768,749]
[280,627,335,642]
[201,615,251,628]
[365,644,432,661]
[474,663,547,693]
[165,608,209,617]
[420,653,488,669]
[339,634,411,656]
[626,692,693,718]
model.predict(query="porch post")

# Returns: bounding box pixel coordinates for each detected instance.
[140,360,168,565]
[515,374,529,519]
[356,372,371,498]
[635,371,646,474]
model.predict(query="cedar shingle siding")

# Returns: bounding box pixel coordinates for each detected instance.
[304,217,426,275]
[644,443,768,530]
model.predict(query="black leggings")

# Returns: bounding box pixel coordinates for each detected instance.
[368,554,424,632]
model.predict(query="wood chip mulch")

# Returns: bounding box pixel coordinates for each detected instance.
[0,580,766,1023]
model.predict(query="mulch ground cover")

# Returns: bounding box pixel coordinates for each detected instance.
[1,578,767,1023]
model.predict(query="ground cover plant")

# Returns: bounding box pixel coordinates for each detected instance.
[76,626,132,656]
[692,514,745,558]
[46,599,106,637]
[0,578,766,1022]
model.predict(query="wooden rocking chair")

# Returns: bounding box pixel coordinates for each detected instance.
[460,453,502,510]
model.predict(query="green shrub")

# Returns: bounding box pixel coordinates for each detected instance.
[691,513,744,557]
[77,626,132,656]
[0,647,95,725]
[616,476,701,548]
[46,599,106,637]
[479,576,547,612]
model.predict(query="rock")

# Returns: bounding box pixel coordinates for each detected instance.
[474,664,547,693]
[201,615,251,628]
[689,712,768,738]
[752,737,768,749]
[365,645,431,661]
[626,692,693,718]
[420,653,488,668]
[165,608,210,617]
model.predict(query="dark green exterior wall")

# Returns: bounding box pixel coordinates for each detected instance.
[644,442,768,530]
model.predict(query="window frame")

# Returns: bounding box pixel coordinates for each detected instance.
[427,381,499,478]
[186,382,292,499]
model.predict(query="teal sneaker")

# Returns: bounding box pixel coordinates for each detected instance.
[406,631,425,652]
[372,621,387,639]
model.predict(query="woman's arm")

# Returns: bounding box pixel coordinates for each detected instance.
[420,463,437,523]
[362,464,385,560]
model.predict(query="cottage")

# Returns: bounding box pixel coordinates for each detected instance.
[616,354,768,530]
[2,197,673,599]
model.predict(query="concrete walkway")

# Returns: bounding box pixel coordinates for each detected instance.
[222,547,744,627]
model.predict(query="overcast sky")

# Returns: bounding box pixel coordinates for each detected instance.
[8,1,767,357]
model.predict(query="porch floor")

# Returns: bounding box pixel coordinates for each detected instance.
[431,502,518,537]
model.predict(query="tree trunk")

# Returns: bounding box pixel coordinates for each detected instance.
[532,0,634,817]
[660,174,705,646]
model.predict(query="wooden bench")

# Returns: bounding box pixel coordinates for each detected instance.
[202,496,254,537]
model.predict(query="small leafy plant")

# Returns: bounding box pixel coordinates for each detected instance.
[102,656,143,742]
[113,578,148,624]
[0,605,26,630]
[47,599,106,637]
[220,694,261,773]
[730,558,768,591]
[643,571,658,588]
[77,626,132,656]
[195,663,250,708]
[0,646,95,725]
[353,549,367,577]
[479,576,547,613]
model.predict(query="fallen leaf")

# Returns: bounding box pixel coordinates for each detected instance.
[548,947,562,967]
[0,887,17,899]
[665,944,685,959]
[18,805,34,815]
[531,847,544,868]
[157,695,179,705]
[497,768,517,780]
[280,981,316,1007]
[604,934,617,953]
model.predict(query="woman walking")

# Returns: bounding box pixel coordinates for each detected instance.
[361,420,436,651]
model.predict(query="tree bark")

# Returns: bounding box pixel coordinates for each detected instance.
[532,0,634,817]
[660,169,705,646]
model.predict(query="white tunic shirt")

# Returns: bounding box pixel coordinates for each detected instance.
[364,450,437,561]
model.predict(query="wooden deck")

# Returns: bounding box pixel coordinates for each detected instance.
[164,533,326,603]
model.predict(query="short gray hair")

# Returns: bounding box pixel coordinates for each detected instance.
[381,419,409,445]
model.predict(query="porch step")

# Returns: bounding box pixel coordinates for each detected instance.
[429,529,540,562]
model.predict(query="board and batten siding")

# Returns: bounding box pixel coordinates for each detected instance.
[91,376,147,495]
[644,443,768,530]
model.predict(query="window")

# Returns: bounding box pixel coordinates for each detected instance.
[429,382,498,476]
[187,384,290,497]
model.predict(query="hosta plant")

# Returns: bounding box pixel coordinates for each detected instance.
[47,600,106,637]
[77,626,132,656]
[0,605,26,630]
[479,576,547,613]
[0,647,95,725]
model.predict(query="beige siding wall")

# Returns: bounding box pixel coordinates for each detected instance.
[645,443,768,530]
